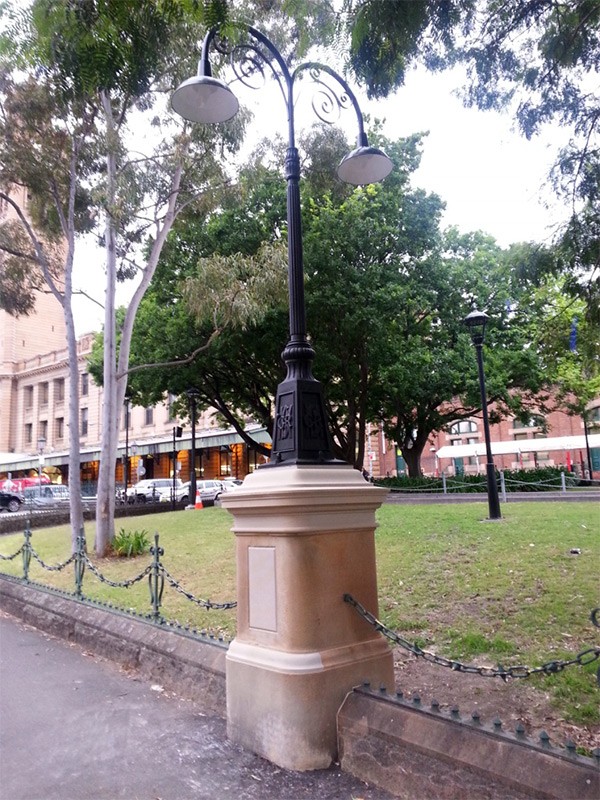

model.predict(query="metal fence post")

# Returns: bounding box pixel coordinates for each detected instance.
[149,532,165,621]
[442,473,447,494]
[561,472,567,494]
[22,523,32,581]
[74,534,86,597]
[500,471,507,503]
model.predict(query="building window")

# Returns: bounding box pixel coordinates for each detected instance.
[24,423,32,445]
[449,420,478,435]
[55,417,64,440]
[513,413,544,429]
[219,446,232,476]
[38,420,48,441]
[54,378,65,403]
[589,406,600,427]
[81,372,89,396]
[24,385,34,410]
[39,382,49,407]
[144,406,154,426]
[81,408,88,437]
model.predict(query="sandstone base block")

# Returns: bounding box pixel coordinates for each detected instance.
[221,463,395,770]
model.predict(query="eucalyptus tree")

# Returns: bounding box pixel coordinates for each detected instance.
[0,0,248,554]
[0,73,98,544]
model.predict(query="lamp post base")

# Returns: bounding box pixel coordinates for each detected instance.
[221,464,394,770]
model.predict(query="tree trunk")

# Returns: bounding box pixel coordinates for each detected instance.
[94,93,187,554]
[402,446,423,478]
[94,91,118,556]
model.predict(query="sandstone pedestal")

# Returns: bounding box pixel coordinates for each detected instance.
[220,463,394,770]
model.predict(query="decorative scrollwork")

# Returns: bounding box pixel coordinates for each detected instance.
[308,66,352,125]
[231,43,270,91]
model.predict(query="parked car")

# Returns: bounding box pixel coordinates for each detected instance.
[193,479,224,506]
[0,489,25,513]
[158,481,190,506]
[221,478,243,493]
[126,478,181,503]
[23,484,70,507]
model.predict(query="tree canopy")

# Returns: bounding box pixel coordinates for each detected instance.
[116,127,553,475]
[337,0,599,328]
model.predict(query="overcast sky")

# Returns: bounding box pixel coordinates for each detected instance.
[72,64,566,335]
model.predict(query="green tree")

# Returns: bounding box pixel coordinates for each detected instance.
[0,0,245,554]
[123,129,552,475]
[338,0,599,332]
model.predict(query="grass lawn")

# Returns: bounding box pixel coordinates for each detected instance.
[1,501,598,724]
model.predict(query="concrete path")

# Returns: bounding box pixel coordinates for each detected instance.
[0,612,395,800]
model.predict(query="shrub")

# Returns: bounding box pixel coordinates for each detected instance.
[111,528,150,557]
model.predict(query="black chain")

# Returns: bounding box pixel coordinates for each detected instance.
[344,594,600,681]
[161,566,237,610]
[0,546,23,561]
[30,548,76,572]
[83,555,152,589]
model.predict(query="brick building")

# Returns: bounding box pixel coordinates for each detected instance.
[365,403,600,481]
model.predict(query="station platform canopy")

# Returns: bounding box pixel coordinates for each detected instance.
[435,433,600,460]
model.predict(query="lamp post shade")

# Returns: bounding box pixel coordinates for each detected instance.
[337,145,394,185]
[463,309,489,345]
[171,75,239,123]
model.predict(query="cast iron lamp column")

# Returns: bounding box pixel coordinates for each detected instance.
[185,387,200,507]
[463,310,501,520]
[172,26,393,465]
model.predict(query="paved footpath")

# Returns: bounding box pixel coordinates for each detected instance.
[0,612,395,800]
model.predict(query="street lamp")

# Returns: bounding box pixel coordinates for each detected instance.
[463,310,501,519]
[37,435,46,498]
[185,387,200,508]
[172,26,393,465]
[123,395,131,499]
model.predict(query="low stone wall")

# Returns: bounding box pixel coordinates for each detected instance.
[338,687,599,800]
[2,575,598,798]
[0,575,227,715]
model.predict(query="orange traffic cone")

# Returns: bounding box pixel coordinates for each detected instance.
[195,488,203,510]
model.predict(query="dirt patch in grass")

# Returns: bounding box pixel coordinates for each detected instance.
[392,649,600,755]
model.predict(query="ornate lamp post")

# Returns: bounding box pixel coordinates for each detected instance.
[463,310,501,520]
[172,26,392,466]
[37,435,46,497]
[185,387,200,507]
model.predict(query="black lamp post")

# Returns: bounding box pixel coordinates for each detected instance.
[463,310,501,520]
[123,396,130,499]
[185,387,200,506]
[172,26,393,466]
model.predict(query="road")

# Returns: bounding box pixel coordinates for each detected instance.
[0,612,395,800]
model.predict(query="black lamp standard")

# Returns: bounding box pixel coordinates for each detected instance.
[172,27,393,466]
[463,310,501,520]
[185,387,200,506]
[123,395,130,499]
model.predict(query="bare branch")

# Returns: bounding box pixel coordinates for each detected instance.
[118,328,221,379]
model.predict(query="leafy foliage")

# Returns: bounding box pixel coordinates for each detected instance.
[119,127,554,474]
[337,1,600,329]
[111,527,150,558]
